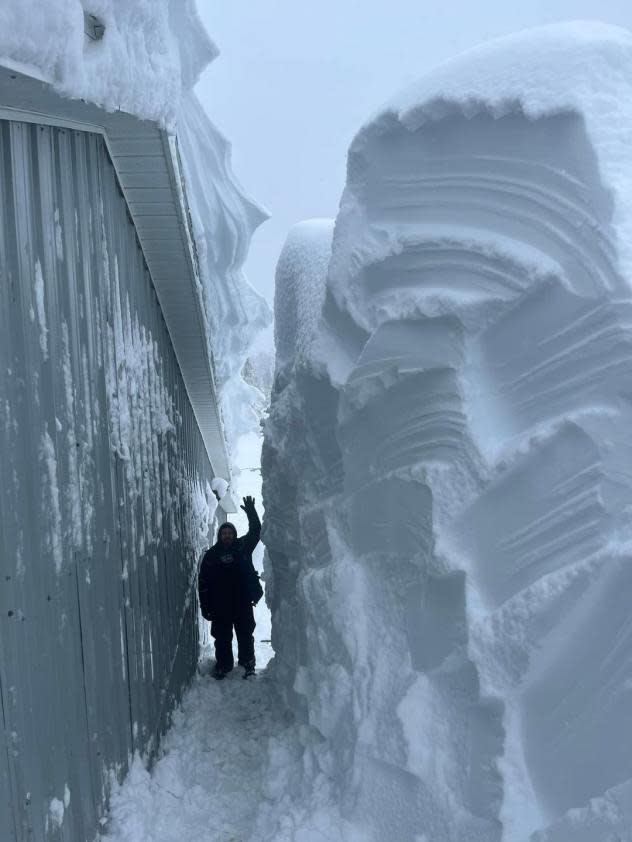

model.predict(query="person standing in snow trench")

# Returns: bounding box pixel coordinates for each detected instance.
[198,496,264,680]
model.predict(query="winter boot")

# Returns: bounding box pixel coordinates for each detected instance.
[242,659,256,679]
[212,663,232,680]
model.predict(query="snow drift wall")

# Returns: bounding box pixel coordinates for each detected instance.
[263,23,632,842]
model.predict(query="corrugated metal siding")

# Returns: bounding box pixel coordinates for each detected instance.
[0,62,232,490]
[0,120,216,841]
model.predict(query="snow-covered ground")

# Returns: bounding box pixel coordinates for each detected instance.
[102,426,276,842]
[104,668,283,842]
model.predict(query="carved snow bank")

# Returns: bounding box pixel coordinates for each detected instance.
[263,22,632,842]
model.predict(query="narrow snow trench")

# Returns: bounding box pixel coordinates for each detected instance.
[104,425,281,842]
[105,667,286,842]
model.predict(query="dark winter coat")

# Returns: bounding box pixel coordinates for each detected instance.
[197,509,263,622]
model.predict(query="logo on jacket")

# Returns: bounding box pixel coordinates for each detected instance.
[220,553,234,565]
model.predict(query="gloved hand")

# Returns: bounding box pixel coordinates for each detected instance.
[241,495,256,515]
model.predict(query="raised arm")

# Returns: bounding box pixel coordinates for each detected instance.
[241,496,261,555]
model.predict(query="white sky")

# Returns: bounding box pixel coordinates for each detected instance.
[194,1,632,310]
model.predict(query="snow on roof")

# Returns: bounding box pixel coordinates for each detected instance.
[0,0,215,129]
[350,21,632,282]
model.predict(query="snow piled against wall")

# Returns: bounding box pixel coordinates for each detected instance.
[263,22,632,842]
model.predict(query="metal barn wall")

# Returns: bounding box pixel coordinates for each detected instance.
[0,119,217,841]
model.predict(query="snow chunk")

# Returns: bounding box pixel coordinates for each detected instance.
[210,477,229,500]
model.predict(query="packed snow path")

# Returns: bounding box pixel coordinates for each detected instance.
[104,663,285,842]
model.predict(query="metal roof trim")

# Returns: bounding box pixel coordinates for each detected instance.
[0,62,231,480]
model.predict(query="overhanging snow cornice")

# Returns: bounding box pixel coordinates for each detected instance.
[0,62,233,488]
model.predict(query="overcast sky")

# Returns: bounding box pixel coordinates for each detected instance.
[194,1,632,312]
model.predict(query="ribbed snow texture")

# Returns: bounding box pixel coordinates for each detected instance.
[263,23,632,842]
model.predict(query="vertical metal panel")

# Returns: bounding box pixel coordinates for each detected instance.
[0,119,215,841]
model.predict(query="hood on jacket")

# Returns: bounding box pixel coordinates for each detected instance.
[216,522,238,543]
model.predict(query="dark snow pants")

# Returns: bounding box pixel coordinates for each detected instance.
[211,605,256,669]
